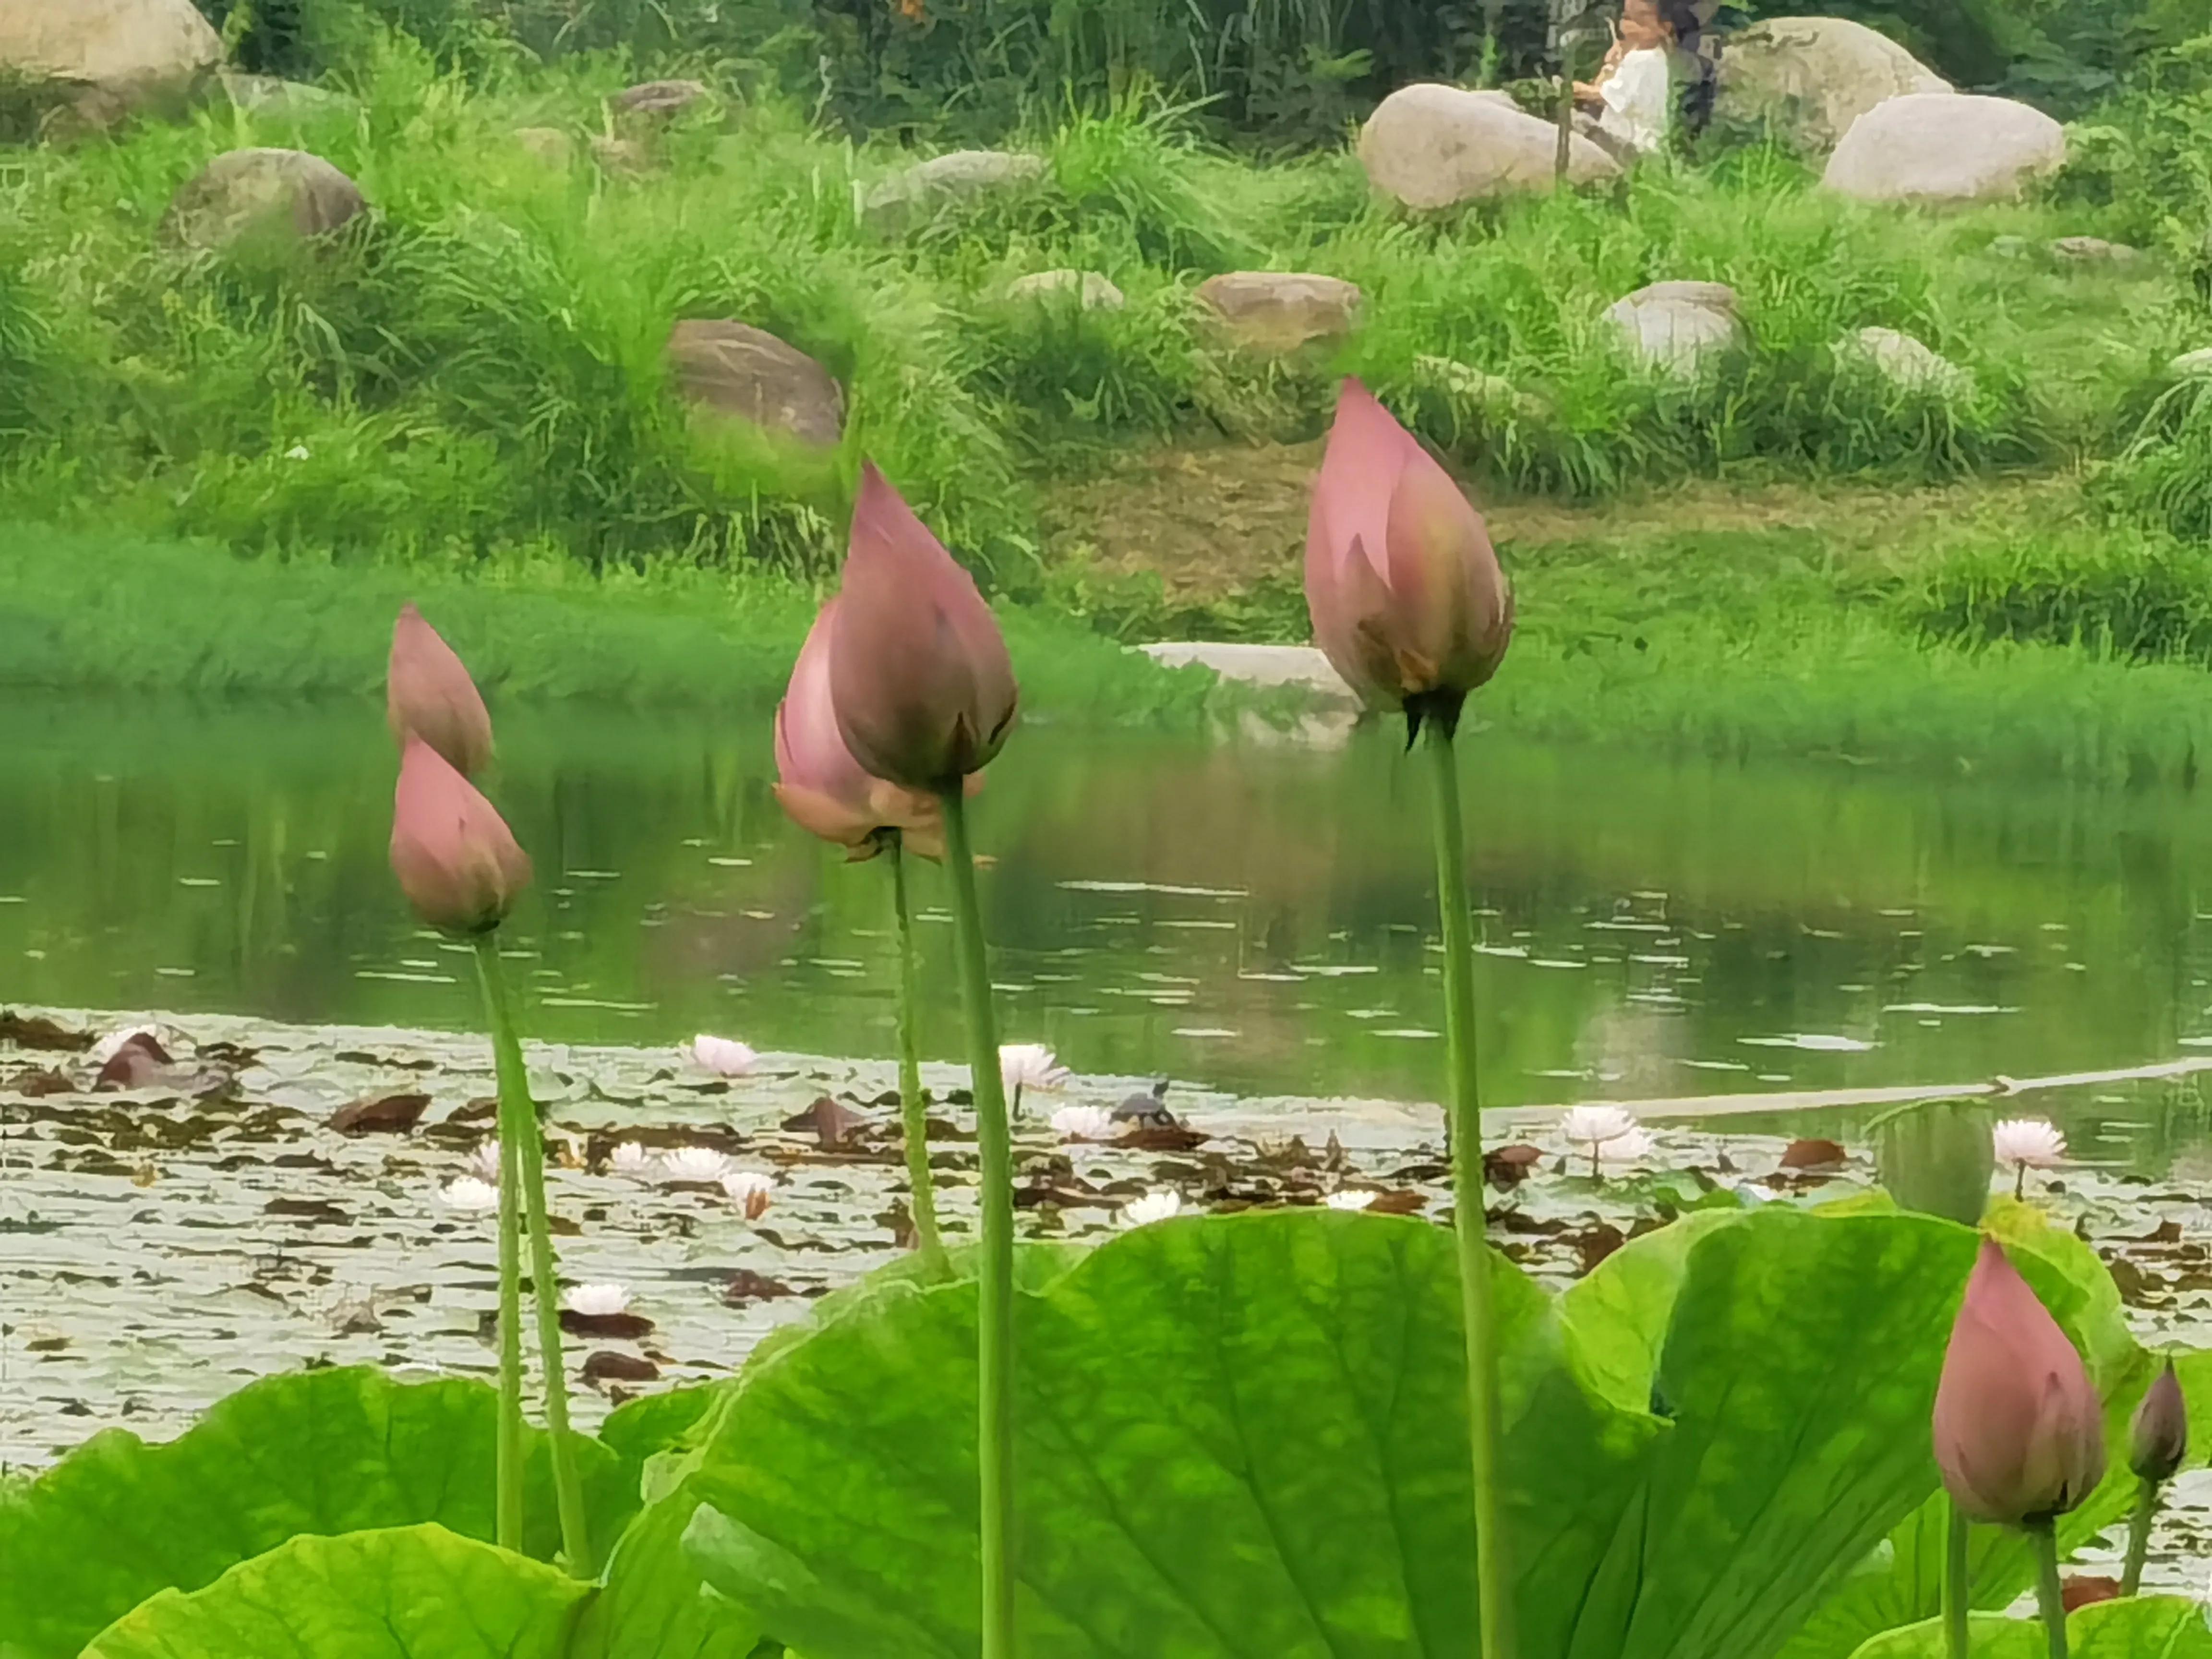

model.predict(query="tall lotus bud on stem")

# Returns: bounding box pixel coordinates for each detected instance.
[1308,378,1516,1659]
[389,740,531,935]
[1305,379,1512,742]
[2122,1358,2188,1594]
[829,460,1021,1658]
[387,604,494,777]
[1936,1238,2104,1659]
[829,462,1017,793]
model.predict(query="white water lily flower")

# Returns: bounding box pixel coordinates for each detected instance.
[661,1146,736,1184]
[1992,1118,2067,1169]
[440,1175,500,1212]
[690,1034,758,1076]
[999,1044,1070,1097]
[1121,1190,1182,1228]
[466,1142,502,1184]
[1324,1190,1377,1212]
[609,1142,654,1176]
[1559,1105,1641,1148]
[564,1283,630,1317]
[1050,1105,1120,1143]
[720,1170,774,1220]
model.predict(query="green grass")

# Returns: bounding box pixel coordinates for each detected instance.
[0,524,1233,723]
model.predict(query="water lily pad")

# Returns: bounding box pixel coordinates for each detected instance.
[1844,1596,2212,1659]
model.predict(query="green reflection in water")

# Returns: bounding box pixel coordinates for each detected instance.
[5,695,2212,1170]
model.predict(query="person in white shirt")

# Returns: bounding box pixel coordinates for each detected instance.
[1573,0,1676,154]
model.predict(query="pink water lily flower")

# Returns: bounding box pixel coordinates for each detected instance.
[388,738,531,935]
[774,599,949,859]
[829,463,1018,792]
[386,604,494,777]
[1933,1237,2106,1525]
[1305,379,1513,715]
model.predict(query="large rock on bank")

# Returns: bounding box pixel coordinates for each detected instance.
[1715,16,1948,156]
[1194,272,1362,352]
[862,150,1048,233]
[163,148,366,252]
[1604,280,1743,377]
[0,0,223,134]
[1359,83,1619,209]
[667,320,845,449]
[1822,93,2066,205]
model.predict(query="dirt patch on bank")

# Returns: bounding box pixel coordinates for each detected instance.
[1037,440,2079,605]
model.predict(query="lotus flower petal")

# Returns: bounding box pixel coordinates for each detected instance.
[829,464,1018,791]
[1933,1237,2106,1524]
[388,739,530,935]
[774,599,947,858]
[386,605,493,777]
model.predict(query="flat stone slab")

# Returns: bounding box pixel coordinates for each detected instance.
[1139,642,1354,699]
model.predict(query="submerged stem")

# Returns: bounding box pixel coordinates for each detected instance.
[1943,1502,1971,1659]
[475,938,595,1577]
[939,787,1017,1659]
[889,837,946,1274]
[492,1057,524,1555]
[2122,1478,2160,1597]
[2029,1519,2068,1659]
[1424,718,1512,1659]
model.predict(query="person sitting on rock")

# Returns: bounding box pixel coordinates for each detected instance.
[1573,0,1676,153]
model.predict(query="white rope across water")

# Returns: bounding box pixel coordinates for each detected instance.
[1508,1053,2212,1126]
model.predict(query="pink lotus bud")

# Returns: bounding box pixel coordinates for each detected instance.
[1305,379,1513,714]
[773,599,949,859]
[389,738,531,935]
[1933,1238,2106,1524]
[387,604,493,777]
[2130,1358,2188,1483]
[828,463,1018,792]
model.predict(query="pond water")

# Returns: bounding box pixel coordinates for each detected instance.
[10,695,2212,1166]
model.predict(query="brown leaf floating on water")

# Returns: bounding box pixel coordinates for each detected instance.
[1779,1137,1847,1171]
[2062,1576,2121,1612]
[1366,1189,1427,1215]
[0,1012,94,1052]
[447,1097,499,1126]
[1120,1122,1207,1153]
[265,1197,351,1226]
[9,1067,73,1098]
[782,1094,872,1150]
[723,1268,798,1305]
[1483,1143,1544,1188]
[560,1310,655,1341]
[95,1034,173,1090]
[1572,1222,1627,1275]
[582,1350,660,1384]
[329,1093,431,1135]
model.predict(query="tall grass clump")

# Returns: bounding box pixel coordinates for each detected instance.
[2097,377,2212,544]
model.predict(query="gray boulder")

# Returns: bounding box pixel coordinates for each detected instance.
[863,150,1048,233]
[1834,326,1973,397]
[2170,349,2212,380]
[1006,269,1126,311]
[1823,93,2066,205]
[163,148,366,252]
[1194,272,1362,352]
[216,72,354,120]
[2050,235,2141,265]
[1359,83,1619,209]
[0,0,223,133]
[1716,17,1948,156]
[667,320,845,450]
[611,79,709,121]
[1604,280,1743,377]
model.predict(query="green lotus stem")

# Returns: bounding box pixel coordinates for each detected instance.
[938,786,1017,1659]
[2122,1477,2160,1597]
[1943,1503,1971,1659]
[2029,1519,2068,1659]
[475,938,595,1577]
[1424,717,1512,1659]
[491,1067,524,1555]
[888,836,947,1274]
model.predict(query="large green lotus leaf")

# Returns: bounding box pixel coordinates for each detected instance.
[1776,1216,2209,1659]
[1845,1597,2212,1659]
[569,1465,761,1659]
[1556,1208,1741,1411]
[0,1367,638,1659]
[681,1208,1973,1659]
[598,1386,726,1471]
[79,1524,588,1659]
